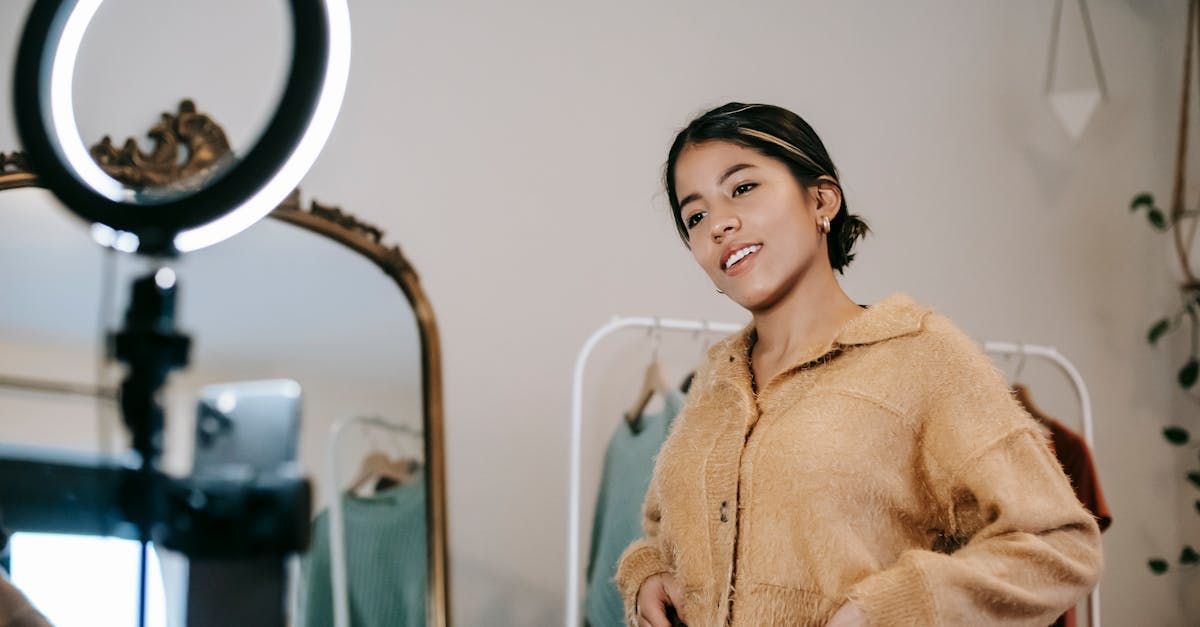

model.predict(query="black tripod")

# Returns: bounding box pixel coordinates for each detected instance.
[0,268,311,627]
[112,268,188,627]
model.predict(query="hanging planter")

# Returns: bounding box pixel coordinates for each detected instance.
[1164,212,1200,286]
[1132,0,1200,578]
[1045,0,1107,140]
[1131,0,1200,377]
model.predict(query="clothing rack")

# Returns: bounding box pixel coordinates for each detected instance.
[982,340,1099,627]
[983,341,1095,450]
[325,415,423,627]
[0,374,119,458]
[566,316,744,627]
[0,373,116,400]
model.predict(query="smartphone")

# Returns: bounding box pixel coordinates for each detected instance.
[192,379,301,477]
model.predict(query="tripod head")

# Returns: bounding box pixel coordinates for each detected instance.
[114,268,189,469]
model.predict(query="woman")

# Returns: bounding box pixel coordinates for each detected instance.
[615,103,1103,627]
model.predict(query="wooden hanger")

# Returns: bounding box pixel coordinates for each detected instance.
[625,358,671,430]
[347,450,417,495]
[678,322,711,395]
[625,326,672,430]
[1012,382,1050,425]
[1004,344,1048,425]
[679,371,696,394]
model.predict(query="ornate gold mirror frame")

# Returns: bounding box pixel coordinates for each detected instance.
[0,100,450,627]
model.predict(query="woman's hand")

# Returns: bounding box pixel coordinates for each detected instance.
[635,572,687,627]
[825,601,867,627]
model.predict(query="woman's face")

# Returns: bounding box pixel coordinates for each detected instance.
[674,140,838,311]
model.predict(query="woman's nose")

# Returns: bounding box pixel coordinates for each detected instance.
[710,211,739,242]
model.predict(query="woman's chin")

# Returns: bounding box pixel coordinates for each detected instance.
[728,290,775,312]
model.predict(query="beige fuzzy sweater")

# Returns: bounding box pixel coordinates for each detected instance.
[615,293,1103,626]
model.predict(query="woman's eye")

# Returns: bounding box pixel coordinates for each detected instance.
[685,211,706,229]
[733,182,757,197]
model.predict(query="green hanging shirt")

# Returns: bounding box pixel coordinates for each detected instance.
[585,391,683,626]
[300,476,427,627]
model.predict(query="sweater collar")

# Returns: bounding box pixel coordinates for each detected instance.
[715,292,931,366]
[834,292,930,346]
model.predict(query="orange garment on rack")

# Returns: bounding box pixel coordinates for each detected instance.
[1014,384,1111,627]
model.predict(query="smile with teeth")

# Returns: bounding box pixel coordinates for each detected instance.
[723,244,762,270]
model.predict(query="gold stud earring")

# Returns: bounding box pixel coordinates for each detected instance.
[818,216,831,235]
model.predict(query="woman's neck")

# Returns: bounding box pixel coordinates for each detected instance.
[749,265,861,385]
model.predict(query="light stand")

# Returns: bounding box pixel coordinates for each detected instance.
[0,268,312,627]
[2,0,351,623]
[113,268,189,627]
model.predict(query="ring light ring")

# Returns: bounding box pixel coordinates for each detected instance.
[13,0,351,254]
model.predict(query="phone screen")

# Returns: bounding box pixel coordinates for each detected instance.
[192,379,301,476]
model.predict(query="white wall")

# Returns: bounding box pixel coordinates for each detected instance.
[1,1,1196,625]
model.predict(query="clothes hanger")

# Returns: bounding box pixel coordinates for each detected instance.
[679,321,714,394]
[348,450,418,495]
[372,457,422,492]
[625,321,671,431]
[347,419,424,495]
[1008,344,1050,424]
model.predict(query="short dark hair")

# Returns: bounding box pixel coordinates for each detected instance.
[664,102,870,273]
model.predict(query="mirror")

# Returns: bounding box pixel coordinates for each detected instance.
[0,102,448,627]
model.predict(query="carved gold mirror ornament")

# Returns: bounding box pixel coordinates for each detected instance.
[88,100,235,191]
[0,100,450,627]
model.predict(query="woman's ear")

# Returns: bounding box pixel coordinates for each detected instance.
[812,176,842,218]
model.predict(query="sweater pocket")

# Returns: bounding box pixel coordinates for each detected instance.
[734,582,838,627]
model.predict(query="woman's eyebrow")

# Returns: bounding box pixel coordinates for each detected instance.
[679,163,757,211]
[718,163,755,184]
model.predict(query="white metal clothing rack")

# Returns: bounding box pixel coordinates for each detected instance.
[565,316,744,627]
[983,341,1095,451]
[565,319,1101,627]
[983,341,1099,627]
[325,416,423,627]
[0,374,117,400]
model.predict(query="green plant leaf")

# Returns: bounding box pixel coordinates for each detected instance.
[1189,471,1200,490]
[1149,319,1172,345]
[1149,209,1169,230]
[1179,359,1200,389]
[1182,546,1200,564]
[1131,192,1155,212]
[1165,426,1191,445]
[1149,558,1170,574]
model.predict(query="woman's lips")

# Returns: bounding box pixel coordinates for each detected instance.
[723,244,761,276]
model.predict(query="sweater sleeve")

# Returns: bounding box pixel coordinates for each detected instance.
[614,456,673,626]
[846,317,1103,626]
